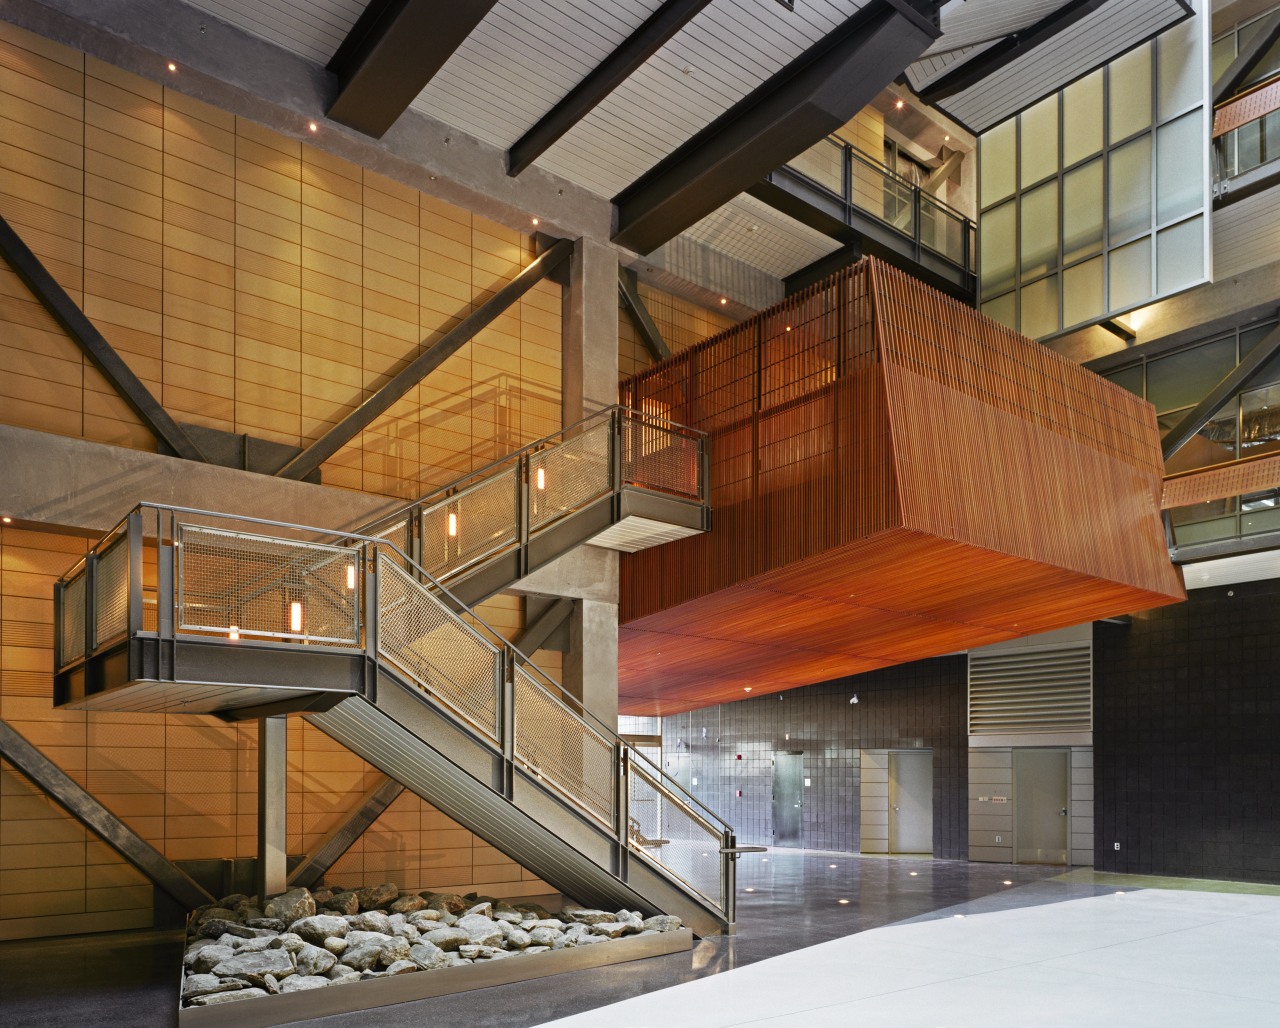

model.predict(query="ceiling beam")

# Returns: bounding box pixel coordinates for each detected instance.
[1162,319,1280,462]
[326,0,500,138]
[1214,8,1280,104]
[513,597,574,664]
[507,0,714,177]
[618,269,672,362]
[276,239,573,481]
[918,0,1108,104]
[288,775,405,890]
[611,0,940,255]
[0,212,209,463]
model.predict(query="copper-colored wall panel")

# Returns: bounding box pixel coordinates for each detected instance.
[620,258,1184,715]
[1162,452,1280,509]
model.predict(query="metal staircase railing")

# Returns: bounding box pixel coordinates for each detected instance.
[53,502,738,927]
[359,404,708,590]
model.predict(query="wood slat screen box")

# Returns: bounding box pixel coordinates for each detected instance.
[618,257,1184,715]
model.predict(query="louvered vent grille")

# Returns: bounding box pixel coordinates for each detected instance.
[968,644,1092,735]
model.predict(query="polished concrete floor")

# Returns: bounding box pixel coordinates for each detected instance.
[6,853,1275,1027]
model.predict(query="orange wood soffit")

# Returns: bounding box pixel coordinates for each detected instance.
[618,258,1184,717]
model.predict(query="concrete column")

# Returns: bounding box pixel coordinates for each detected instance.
[563,599,619,733]
[255,716,288,903]
[561,236,619,422]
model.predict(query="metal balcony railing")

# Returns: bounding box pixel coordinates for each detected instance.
[783,135,976,280]
[361,404,708,587]
[53,501,738,921]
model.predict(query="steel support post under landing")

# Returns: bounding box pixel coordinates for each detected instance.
[256,716,288,903]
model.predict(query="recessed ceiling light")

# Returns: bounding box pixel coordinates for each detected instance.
[745,887,755,892]
[954,914,965,919]
[838,899,850,905]
[1003,880,1012,885]
[1,516,11,524]
[308,121,318,133]
[720,297,728,305]
[531,217,539,226]
[895,98,905,110]
[743,686,752,692]
[909,871,918,876]
[944,134,950,142]
[167,62,177,72]
[785,325,792,332]
[829,864,837,868]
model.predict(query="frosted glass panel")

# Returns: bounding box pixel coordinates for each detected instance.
[1158,16,1201,118]
[1109,43,1152,142]
[981,119,1016,208]
[1157,112,1203,224]
[1109,237,1152,312]
[1020,94,1059,187]
[1063,69,1103,166]
[1106,364,1143,398]
[1147,337,1234,412]
[1020,276,1059,340]
[1063,159,1103,262]
[1157,216,1204,294]
[980,201,1016,295]
[1020,183,1058,277]
[981,292,1016,331]
[1109,135,1152,242]
[1211,35,1235,84]
[1063,257,1104,328]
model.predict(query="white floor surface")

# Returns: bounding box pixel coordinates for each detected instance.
[535,886,1280,1027]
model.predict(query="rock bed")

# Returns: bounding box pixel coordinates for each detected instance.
[181,884,683,1008]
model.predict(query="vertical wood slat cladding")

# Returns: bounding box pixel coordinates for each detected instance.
[620,258,1184,715]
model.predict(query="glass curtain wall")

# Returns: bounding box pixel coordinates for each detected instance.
[977,15,1210,339]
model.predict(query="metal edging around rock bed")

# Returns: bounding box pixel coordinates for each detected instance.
[178,927,693,1028]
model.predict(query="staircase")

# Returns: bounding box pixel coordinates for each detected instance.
[50,407,737,934]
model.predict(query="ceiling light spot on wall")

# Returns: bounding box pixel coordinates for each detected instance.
[1,516,11,524]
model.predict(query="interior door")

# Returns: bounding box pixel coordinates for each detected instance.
[1014,748,1070,864]
[772,751,804,848]
[889,750,933,854]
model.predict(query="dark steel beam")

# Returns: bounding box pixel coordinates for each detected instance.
[618,270,672,362]
[0,213,208,462]
[1214,9,1280,103]
[783,241,865,296]
[918,0,1109,104]
[0,717,214,912]
[611,0,939,255]
[513,597,574,664]
[289,775,404,890]
[1172,527,1280,564]
[326,0,500,138]
[277,238,573,481]
[507,0,714,177]
[1162,319,1280,462]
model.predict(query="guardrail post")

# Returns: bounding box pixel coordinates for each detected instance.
[126,511,143,636]
[84,551,97,658]
[610,408,624,515]
[363,547,379,702]
[517,456,531,580]
[911,185,922,261]
[841,142,852,206]
[962,218,973,280]
[721,829,737,931]
[616,743,630,880]
[52,581,64,675]
[500,649,515,800]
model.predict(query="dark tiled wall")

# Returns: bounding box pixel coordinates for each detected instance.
[1094,577,1280,883]
[661,656,968,857]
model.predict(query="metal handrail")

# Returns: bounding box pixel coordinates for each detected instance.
[54,501,735,852]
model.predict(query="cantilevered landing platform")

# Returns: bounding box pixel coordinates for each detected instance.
[619,258,1185,713]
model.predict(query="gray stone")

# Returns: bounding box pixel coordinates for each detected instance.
[295,943,337,977]
[642,914,683,933]
[261,974,281,995]
[528,918,567,931]
[356,883,399,911]
[456,913,502,947]
[330,971,363,986]
[562,905,614,925]
[389,894,427,914]
[327,963,358,980]
[514,902,553,920]
[199,918,260,940]
[384,959,418,976]
[194,906,238,926]
[327,891,360,915]
[458,944,502,959]
[278,974,330,993]
[421,926,469,952]
[440,952,470,967]
[615,909,644,930]
[341,931,411,971]
[347,911,392,934]
[312,888,333,906]
[181,974,245,1001]
[235,906,265,923]
[407,910,444,931]
[589,921,630,939]
[339,942,383,972]
[528,926,562,947]
[224,935,274,954]
[409,940,448,970]
[503,927,532,949]
[292,914,349,945]
[211,948,296,987]
[185,943,234,974]
[463,901,492,918]
[245,917,288,933]
[422,892,466,914]
[270,933,306,954]
[493,908,523,924]
[188,987,268,1006]
[324,936,349,956]
[217,894,250,909]
[391,923,420,944]
[524,945,551,954]
[264,887,315,924]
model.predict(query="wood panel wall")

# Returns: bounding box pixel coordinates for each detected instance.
[619,258,1185,715]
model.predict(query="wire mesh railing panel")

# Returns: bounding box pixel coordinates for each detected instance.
[528,422,612,531]
[513,666,615,828]
[60,573,86,666]
[628,767,724,908]
[94,538,129,647]
[621,415,701,498]
[177,525,359,645]
[377,558,500,739]
[419,467,519,581]
[370,517,412,554]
